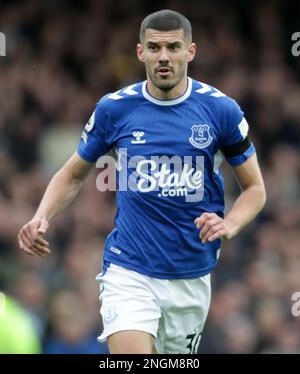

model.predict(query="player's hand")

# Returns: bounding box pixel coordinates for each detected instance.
[18,218,51,257]
[194,212,235,244]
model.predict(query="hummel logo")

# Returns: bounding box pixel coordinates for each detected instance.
[131,131,146,144]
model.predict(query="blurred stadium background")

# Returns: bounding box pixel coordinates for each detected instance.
[0,0,300,353]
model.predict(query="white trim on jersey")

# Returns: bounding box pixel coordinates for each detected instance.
[238,117,249,139]
[142,77,193,106]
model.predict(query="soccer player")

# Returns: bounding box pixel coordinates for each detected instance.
[18,10,266,354]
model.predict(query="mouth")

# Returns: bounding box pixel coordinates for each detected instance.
[156,67,172,77]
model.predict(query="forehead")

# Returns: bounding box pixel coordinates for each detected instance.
[144,29,186,44]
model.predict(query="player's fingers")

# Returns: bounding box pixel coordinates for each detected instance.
[30,247,48,257]
[27,224,41,243]
[194,213,218,228]
[32,251,46,258]
[194,215,207,228]
[31,241,51,256]
[199,218,221,239]
[18,234,29,250]
[201,222,224,243]
[19,226,51,257]
[19,231,47,256]
[34,236,49,247]
[21,239,47,257]
[199,224,209,239]
[206,228,227,243]
[24,224,49,248]
[194,218,202,228]
[194,212,210,223]
[18,231,34,249]
[18,236,35,255]
[20,227,36,248]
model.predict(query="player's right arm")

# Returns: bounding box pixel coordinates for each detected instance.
[18,151,94,257]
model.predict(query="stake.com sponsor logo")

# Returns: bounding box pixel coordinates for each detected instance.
[95,148,205,203]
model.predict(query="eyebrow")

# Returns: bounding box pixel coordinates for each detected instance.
[146,41,183,47]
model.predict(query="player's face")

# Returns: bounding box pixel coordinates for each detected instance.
[137,29,196,93]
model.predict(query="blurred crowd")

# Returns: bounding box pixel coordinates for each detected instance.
[0,0,299,353]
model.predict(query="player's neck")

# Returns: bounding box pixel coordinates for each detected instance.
[146,77,188,100]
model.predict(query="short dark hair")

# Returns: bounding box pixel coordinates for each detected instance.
[139,9,192,42]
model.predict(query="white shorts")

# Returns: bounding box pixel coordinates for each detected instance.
[96,263,211,354]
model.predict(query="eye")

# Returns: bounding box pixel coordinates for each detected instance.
[170,44,180,50]
[147,44,158,51]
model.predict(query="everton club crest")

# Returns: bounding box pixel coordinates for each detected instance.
[189,124,213,149]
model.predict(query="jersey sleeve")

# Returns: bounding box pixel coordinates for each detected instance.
[219,98,256,166]
[77,99,112,163]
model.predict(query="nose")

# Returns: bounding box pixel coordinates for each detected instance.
[158,47,169,64]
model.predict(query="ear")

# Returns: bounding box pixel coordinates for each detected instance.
[137,43,144,62]
[187,42,196,62]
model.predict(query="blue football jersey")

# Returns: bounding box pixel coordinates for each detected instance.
[77,78,255,279]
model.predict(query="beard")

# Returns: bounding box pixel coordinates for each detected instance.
[147,66,185,92]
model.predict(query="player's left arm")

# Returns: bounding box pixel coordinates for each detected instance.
[195,152,266,243]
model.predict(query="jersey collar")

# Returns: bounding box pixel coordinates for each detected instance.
[142,77,192,106]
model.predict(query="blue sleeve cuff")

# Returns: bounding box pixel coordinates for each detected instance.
[77,146,98,163]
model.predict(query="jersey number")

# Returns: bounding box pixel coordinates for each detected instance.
[186,331,202,354]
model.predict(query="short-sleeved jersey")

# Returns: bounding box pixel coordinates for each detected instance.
[77,78,255,279]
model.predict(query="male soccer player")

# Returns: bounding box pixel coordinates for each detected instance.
[18,10,266,354]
